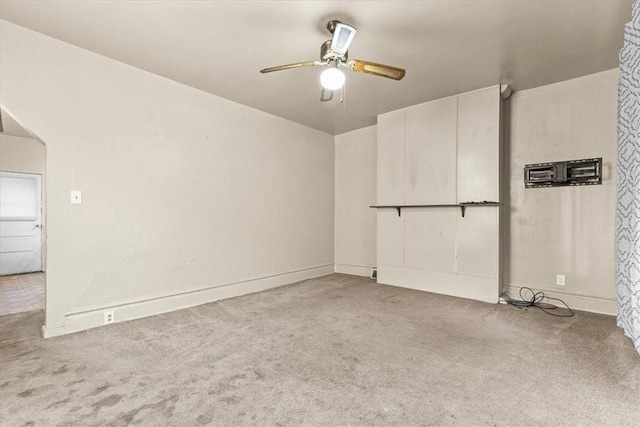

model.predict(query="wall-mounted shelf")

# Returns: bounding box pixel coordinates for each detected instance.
[370,201,501,218]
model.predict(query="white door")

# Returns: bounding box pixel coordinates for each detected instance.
[0,172,42,276]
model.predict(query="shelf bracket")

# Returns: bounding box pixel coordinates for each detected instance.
[460,206,466,218]
[396,207,401,217]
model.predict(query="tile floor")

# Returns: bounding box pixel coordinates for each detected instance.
[0,272,45,316]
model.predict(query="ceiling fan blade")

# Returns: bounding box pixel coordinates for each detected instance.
[320,89,334,102]
[260,61,318,74]
[348,60,406,80]
[330,21,357,56]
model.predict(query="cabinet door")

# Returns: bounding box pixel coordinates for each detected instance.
[457,87,500,203]
[404,208,456,273]
[405,97,458,204]
[377,110,405,205]
[377,209,405,267]
[455,207,499,278]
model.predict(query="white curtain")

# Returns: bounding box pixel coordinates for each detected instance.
[617,1,640,353]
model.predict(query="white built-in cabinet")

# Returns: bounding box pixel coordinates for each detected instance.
[377,110,405,205]
[376,86,501,303]
[405,97,458,205]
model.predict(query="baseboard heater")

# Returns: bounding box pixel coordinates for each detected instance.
[524,157,602,188]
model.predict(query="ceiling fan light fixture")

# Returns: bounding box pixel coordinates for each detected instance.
[320,67,345,90]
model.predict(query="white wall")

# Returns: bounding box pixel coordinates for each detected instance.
[0,133,47,269]
[504,69,619,314]
[334,125,377,276]
[0,21,335,336]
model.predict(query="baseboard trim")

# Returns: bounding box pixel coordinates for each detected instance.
[42,324,64,339]
[42,264,334,338]
[334,263,374,277]
[502,284,616,316]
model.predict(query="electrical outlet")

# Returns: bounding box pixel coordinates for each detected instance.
[556,274,565,286]
[104,311,115,324]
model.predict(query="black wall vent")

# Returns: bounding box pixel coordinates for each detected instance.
[524,158,602,188]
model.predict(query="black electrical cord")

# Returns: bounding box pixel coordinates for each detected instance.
[504,287,574,317]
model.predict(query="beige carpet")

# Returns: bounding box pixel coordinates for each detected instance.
[1,274,638,426]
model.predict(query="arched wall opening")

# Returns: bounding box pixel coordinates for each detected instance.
[0,107,47,331]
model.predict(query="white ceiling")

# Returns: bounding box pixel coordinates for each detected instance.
[0,1,633,135]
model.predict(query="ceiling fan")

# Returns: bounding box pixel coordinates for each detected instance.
[260,20,406,102]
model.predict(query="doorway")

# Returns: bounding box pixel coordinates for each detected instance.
[0,171,45,315]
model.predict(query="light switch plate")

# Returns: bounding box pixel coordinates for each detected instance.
[70,190,82,204]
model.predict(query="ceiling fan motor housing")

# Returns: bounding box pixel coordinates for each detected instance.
[321,40,347,62]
